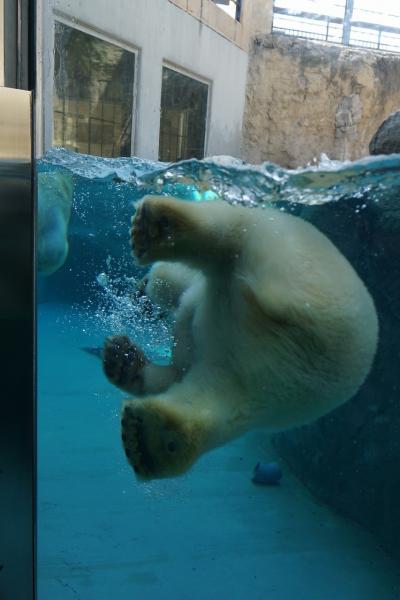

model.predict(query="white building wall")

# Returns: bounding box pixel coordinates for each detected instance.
[36,0,249,159]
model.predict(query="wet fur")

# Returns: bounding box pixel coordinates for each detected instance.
[103,196,378,480]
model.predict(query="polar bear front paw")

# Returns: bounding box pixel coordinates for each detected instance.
[103,335,147,394]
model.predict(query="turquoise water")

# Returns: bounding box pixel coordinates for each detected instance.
[37,149,400,599]
[40,146,400,205]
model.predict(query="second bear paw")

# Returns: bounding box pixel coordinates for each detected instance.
[103,334,147,394]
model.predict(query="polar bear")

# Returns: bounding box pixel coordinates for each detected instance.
[37,171,73,275]
[103,195,378,480]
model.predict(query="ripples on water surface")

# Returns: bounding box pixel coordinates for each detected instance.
[40,146,400,206]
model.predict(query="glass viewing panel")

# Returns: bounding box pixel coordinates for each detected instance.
[35,1,400,599]
[53,22,135,157]
[159,66,208,162]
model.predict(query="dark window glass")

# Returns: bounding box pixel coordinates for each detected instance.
[159,66,209,162]
[53,22,135,157]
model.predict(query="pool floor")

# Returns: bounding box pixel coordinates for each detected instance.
[38,303,400,600]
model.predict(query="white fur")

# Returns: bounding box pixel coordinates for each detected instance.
[143,202,378,447]
[37,171,73,275]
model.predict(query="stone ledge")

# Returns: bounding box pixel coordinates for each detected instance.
[168,0,250,51]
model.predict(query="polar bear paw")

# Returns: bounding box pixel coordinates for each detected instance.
[103,335,147,394]
[121,399,201,480]
[131,196,190,264]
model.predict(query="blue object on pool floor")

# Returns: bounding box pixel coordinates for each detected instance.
[252,462,283,485]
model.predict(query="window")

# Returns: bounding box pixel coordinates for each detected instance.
[212,0,242,22]
[159,66,209,163]
[53,22,136,157]
[272,0,400,53]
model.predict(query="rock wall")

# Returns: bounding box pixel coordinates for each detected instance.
[272,192,400,561]
[243,34,400,167]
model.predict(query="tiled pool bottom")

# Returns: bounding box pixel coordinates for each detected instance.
[37,304,400,600]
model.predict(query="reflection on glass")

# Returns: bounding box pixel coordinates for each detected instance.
[159,66,208,162]
[53,22,135,157]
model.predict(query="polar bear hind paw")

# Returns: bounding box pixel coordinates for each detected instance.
[121,399,202,480]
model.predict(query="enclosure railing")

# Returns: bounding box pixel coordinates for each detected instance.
[272,1,400,54]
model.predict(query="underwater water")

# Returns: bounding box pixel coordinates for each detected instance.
[38,148,400,599]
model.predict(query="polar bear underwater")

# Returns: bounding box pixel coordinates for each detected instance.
[37,171,73,276]
[102,195,378,480]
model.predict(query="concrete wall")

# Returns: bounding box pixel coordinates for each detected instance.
[247,0,273,39]
[36,0,249,159]
[169,0,274,47]
[243,33,400,168]
[168,0,250,50]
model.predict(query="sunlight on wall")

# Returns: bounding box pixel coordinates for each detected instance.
[216,1,237,20]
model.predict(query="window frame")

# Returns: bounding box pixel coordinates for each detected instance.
[50,13,139,157]
[212,0,242,22]
[159,61,212,162]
